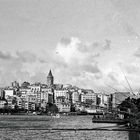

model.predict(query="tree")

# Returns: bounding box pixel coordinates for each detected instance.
[12,97,17,104]
[85,99,94,105]
[96,97,101,106]
[46,103,58,113]
[70,104,76,112]
[136,98,140,111]
[118,97,138,114]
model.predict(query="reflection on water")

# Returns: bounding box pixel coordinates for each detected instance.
[129,132,140,140]
[0,115,137,140]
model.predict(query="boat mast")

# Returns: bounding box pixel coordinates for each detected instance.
[121,70,135,96]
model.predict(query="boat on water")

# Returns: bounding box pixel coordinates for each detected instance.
[92,118,127,124]
[92,112,128,124]
[52,113,61,118]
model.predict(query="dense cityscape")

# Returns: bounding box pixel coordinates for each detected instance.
[0,0,139,139]
[0,69,138,115]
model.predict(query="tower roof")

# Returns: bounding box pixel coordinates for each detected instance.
[47,70,53,77]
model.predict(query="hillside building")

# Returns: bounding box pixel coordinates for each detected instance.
[47,70,54,88]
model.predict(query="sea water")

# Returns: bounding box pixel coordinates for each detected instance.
[0,115,136,140]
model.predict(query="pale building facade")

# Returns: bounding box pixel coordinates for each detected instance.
[0,100,7,108]
[72,91,79,104]
[54,89,69,101]
[4,89,14,99]
[57,103,70,112]
[81,90,96,105]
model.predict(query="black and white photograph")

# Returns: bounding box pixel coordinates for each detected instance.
[0,0,139,139]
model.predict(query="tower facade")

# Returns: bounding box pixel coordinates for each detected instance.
[47,70,54,87]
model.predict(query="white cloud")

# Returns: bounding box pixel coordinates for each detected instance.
[56,37,83,63]
[0,36,140,92]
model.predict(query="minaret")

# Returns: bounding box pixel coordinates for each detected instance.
[47,70,54,87]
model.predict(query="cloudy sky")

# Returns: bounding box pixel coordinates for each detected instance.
[0,0,140,92]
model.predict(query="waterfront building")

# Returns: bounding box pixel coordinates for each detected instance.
[6,96,15,109]
[0,99,7,108]
[75,104,85,111]
[72,91,80,104]
[16,97,24,109]
[103,94,110,108]
[31,103,36,110]
[25,102,35,111]
[108,94,113,109]
[55,96,66,106]
[111,92,131,108]
[96,93,103,106]
[41,100,47,111]
[25,102,29,110]
[96,93,109,108]
[57,102,70,112]
[81,89,96,105]
[55,95,70,112]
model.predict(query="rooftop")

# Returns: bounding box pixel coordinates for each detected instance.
[47,70,53,77]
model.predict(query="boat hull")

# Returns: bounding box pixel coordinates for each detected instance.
[92,119,128,124]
